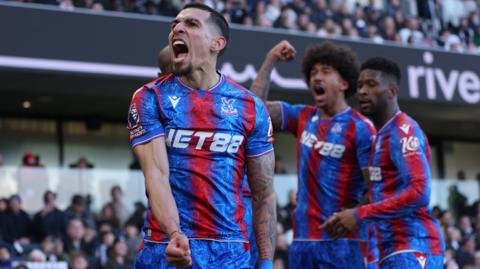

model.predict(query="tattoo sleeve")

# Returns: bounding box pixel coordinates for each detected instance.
[247,151,276,260]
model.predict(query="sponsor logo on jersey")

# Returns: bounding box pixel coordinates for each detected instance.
[166,128,244,153]
[311,115,319,122]
[400,136,420,156]
[300,130,346,158]
[221,97,238,116]
[168,95,181,109]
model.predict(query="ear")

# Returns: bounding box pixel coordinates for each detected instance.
[339,78,349,92]
[210,35,227,54]
[388,84,398,98]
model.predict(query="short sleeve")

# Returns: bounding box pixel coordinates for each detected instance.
[245,97,274,157]
[356,120,376,169]
[279,101,307,135]
[127,87,165,148]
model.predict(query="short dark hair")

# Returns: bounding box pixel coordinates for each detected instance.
[182,3,230,55]
[301,41,359,97]
[360,57,401,84]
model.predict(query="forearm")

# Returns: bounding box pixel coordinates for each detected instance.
[247,152,276,260]
[145,173,181,236]
[356,179,428,222]
[252,189,277,260]
[250,56,276,101]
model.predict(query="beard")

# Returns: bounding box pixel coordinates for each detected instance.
[172,63,193,76]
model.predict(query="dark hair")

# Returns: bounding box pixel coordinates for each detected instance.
[360,57,401,84]
[301,41,359,97]
[182,3,230,55]
[43,190,56,204]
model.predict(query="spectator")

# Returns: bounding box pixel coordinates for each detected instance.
[70,251,89,269]
[32,191,67,242]
[380,16,400,42]
[21,152,39,167]
[0,195,32,247]
[0,198,7,214]
[399,16,425,45]
[104,239,131,269]
[65,195,96,230]
[281,189,296,231]
[457,236,476,268]
[123,222,141,264]
[69,157,94,169]
[63,218,96,257]
[95,232,116,267]
[449,185,468,221]
[103,186,130,228]
[97,203,120,232]
[125,202,146,232]
[460,215,475,238]
[0,242,12,269]
[310,0,331,28]
[458,169,468,180]
[27,249,46,263]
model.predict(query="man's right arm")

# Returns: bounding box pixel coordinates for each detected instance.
[134,137,191,266]
[250,40,296,130]
[134,137,179,235]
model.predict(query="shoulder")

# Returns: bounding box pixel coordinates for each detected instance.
[350,109,376,131]
[131,74,175,100]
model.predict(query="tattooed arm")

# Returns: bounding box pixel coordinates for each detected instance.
[247,151,277,261]
[134,137,191,266]
[250,40,296,130]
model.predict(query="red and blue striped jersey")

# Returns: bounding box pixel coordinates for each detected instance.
[355,112,445,260]
[280,102,376,240]
[127,73,274,242]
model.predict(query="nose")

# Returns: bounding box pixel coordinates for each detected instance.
[172,22,186,34]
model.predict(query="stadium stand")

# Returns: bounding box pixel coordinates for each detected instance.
[6,0,480,54]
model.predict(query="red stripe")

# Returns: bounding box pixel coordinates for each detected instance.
[336,120,358,238]
[189,90,217,237]
[307,116,330,238]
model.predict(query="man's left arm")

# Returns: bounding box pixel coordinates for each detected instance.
[247,151,276,267]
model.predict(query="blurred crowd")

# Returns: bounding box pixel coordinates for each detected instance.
[6,0,480,54]
[1,174,480,268]
[0,186,145,269]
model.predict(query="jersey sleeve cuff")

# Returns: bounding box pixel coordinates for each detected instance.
[130,128,165,149]
[354,208,362,225]
[246,146,274,158]
[356,205,369,221]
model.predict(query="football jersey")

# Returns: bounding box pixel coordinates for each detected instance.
[280,102,376,240]
[355,112,445,260]
[128,73,273,242]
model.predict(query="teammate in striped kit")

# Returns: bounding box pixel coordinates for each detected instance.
[251,40,376,268]
[323,57,445,268]
[128,3,276,268]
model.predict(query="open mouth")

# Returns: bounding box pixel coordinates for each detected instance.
[172,39,189,62]
[312,84,325,96]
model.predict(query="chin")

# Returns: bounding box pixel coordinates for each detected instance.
[172,64,192,76]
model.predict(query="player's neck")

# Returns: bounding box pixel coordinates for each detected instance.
[373,103,400,130]
[180,62,219,90]
[319,98,348,119]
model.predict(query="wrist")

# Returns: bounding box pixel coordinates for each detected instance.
[259,259,273,269]
[168,230,183,239]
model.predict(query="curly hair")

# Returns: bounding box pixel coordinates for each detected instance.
[301,41,360,97]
